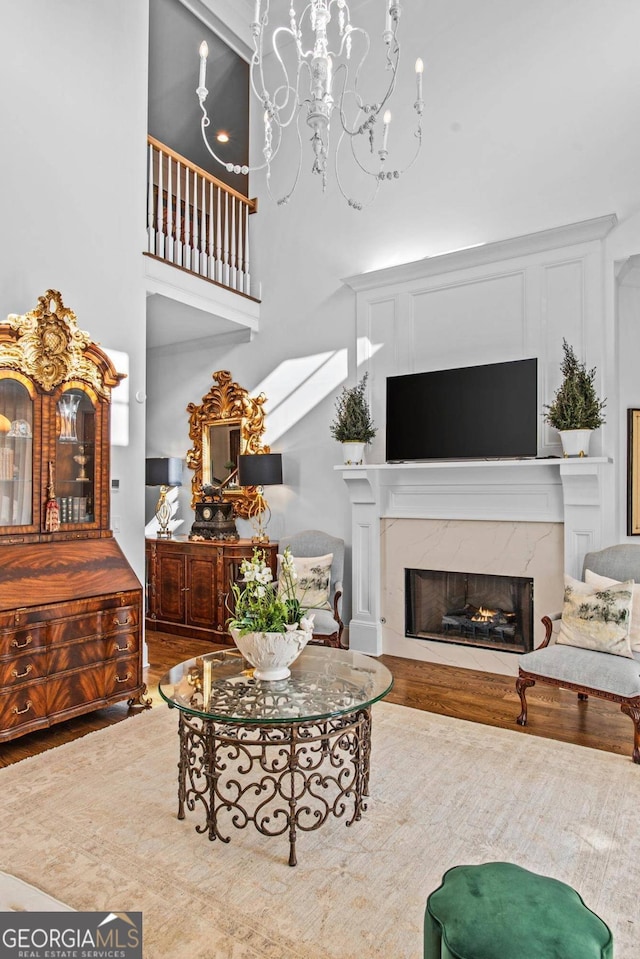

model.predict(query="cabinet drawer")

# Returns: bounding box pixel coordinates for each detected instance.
[107,631,139,657]
[0,650,47,688]
[48,637,106,675]
[48,613,101,645]
[46,665,104,715]
[106,606,139,631]
[0,682,47,731]
[104,657,140,697]
[0,625,46,657]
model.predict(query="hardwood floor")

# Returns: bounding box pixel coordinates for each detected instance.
[0,630,634,767]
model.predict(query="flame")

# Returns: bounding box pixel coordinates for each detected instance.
[471,606,497,622]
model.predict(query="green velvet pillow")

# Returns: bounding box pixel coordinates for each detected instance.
[556,573,634,658]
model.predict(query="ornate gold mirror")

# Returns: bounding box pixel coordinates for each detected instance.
[186,370,269,518]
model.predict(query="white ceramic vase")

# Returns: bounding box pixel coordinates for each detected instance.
[230,626,312,680]
[342,441,366,465]
[559,429,592,457]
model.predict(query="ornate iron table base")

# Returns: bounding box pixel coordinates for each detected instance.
[175,706,372,866]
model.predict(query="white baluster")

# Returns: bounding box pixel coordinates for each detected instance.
[244,203,251,296]
[200,176,207,275]
[147,143,155,254]
[223,192,230,287]
[215,186,222,283]
[183,169,191,268]
[166,155,174,263]
[236,201,244,292]
[230,196,237,290]
[175,160,182,266]
[208,182,215,280]
[191,170,199,274]
[156,148,165,259]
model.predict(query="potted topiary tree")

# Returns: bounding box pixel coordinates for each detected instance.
[544,339,606,457]
[330,374,377,464]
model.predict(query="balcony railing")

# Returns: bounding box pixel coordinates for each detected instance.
[146,135,258,299]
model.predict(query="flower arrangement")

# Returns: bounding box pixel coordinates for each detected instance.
[544,339,606,431]
[227,547,315,636]
[329,373,377,444]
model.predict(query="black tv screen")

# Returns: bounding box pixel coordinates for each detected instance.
[386,358,538,461]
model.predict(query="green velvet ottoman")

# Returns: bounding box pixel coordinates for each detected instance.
[424,862,613,959]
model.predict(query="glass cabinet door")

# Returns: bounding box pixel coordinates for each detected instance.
[55,387,96,526]
[0,375,34,528]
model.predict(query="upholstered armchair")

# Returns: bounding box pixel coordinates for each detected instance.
[279,530,345,648]
[516,545,640,763]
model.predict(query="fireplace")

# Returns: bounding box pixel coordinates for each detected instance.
[405,568,534,654]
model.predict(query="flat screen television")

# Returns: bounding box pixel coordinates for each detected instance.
[386,358,538,461]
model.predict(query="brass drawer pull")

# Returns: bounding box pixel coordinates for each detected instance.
[115,672,131,684]
[13,700,32,716]
[11,634,33,650]
[115,640,132,652]
[114,614,133,626]
[12,664,33,680]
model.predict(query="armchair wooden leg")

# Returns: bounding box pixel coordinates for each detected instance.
[620,703,640,764]
[577,693,589,701]
[516,676,536,726]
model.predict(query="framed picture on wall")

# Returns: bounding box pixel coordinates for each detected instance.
[628,409,640,534]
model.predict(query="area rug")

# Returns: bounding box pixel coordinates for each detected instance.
[0,701,638,959]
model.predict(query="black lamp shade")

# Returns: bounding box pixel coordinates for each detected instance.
[238,453,283,487]
[145,457,183,487]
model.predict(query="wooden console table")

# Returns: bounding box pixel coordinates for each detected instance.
[145,536,278,643]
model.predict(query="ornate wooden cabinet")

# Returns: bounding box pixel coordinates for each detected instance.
[146,536,278,643]
[0,290,149,743]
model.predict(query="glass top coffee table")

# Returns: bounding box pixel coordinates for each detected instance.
[159,646,393,865]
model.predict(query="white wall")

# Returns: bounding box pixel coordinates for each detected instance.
[0,2,149,581]
[145,0,640,627]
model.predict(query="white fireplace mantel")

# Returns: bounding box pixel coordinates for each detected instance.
[339,458,612,656]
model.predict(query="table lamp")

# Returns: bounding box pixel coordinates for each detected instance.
[237,452,283,544]
[145,457,183,539]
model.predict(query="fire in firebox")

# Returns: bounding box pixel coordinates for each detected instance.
[442,603,517,640]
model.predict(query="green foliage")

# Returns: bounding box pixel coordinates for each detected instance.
[227,547,310,636]
[329,374,377,443]
[544,340,606,431]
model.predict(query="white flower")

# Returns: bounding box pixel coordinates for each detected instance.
[256,585,266,598]
[282,549,298,580]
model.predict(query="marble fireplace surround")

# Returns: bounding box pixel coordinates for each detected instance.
[339,458,612,677]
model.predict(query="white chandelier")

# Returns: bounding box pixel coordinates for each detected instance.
[196,1,424,210]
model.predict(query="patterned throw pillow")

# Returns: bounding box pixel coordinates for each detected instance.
[585,569,640,653]
[556,574,634,658]
[278,553,333,610]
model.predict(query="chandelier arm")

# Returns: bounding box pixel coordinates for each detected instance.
[333,127,382,211]
[266,109,305,206]
[199,113,268,175]
[269,25,299,113]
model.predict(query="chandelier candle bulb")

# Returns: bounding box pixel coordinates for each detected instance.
[254,0,260,24]
[382,110,391,151]
[415,57,424,100]
[198,41,208,90]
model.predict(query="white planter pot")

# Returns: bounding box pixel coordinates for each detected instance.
[342,441,366,465]
[559,429,592,457]
[230,626,312,681]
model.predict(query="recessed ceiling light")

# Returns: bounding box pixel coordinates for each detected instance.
[216,132,229,143]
